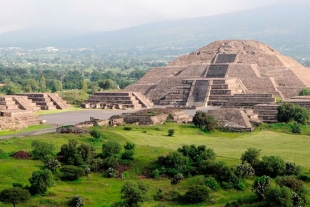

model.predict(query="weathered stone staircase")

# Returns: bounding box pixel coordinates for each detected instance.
[48,93,71,109]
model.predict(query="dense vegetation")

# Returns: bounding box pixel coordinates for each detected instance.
[1,122,310,206]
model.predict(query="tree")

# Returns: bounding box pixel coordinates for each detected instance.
[256,156,286,177]
[277,102,309,125]
[81,79,88,91]
[241,148,261,166]
[59,139,83,165]
[115,181,148,207]
[193,111,218,131]
[29,169,54,195]
[51,79,62,92]
[102,141,121,158]
[193,111,207,128]
[1,81,22,95]
[0,187,30,207]
[98,79,118,90]
[44,158,61,172]
[122,142,136,160]
[252,175,271,200]
[40,76,46,92]
[265,186,293,207]
[77,143,96,164]
[31,140,55,161]
[68,195,85,207]
[89,128,104,139]
[157,151,189,176]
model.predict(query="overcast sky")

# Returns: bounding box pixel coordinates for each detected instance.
[0,0,294,34]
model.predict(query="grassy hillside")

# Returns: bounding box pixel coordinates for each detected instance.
[0,123,310,206]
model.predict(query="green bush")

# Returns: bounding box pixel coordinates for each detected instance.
[265,186,293,207]
[29,169,54,195]
[68,195,85,207]
[104,167,119,178]
[290,121,301,134]
[252,175,271,200]
[0,187,30,207]
[299,88,310,96]
[121,150,134,160]
[89,128,104,139]
[241,148,261,166]
[31,140,55,161]
[182,185,211,204]
[285,162,302,176]
[0,149,8,159]
[157,152,189,176]
[102,141,121,158]
[277,102,309,125]
[256,156,286,177]
[171,173,184,185]
[235,163,255,178]
[60,165,85,181]
[167,129,175,136]
[204,176,221,191]
[123,126,132,131]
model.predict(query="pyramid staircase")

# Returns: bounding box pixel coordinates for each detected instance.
[47,93,71,109]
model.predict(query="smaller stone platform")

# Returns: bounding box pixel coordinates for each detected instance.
[284,96,310,109]
[82,92,153,109]
[225,93,276,108]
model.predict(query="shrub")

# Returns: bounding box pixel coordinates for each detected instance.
[256,156,286,177]
[163,190,182,202]
[241,148,261,166]
[102,156,120,169]
[235,163,255,178]
[265,186,293,207]
[290,121,301,134]
[123,126,132,131]
[31,140,55,161]
[44,158,61,172]
[89,158,104,172]
[29,169,54,195]
[252,175,271,200]
[277,102,309,125]
[299,88,310,96]
[182,185,211,204]
[204,176,221,191]
[102,141,121,158]
[151,169,160,179]
[167,129,175,136]
[157,151,189,176]
[153,203,169,207]
[58,139,83,165]
[104,167,118,178]
[58,90,89,105]
[68,195,85,207]
[285,162,302,176]
[193,111,207,128]
[124,142,135,150]
[60,165,85,181]
[171,173,184,185]
[121,150,134,160]
[89,128,104,139]
[178,144,216,163]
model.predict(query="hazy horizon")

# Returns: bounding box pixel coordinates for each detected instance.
[0,0,295,34]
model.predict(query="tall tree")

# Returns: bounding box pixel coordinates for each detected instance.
[0,187,30,207]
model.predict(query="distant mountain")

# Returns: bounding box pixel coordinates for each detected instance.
[1,1,310,57]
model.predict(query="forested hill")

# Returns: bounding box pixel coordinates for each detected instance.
[0,1,310,56]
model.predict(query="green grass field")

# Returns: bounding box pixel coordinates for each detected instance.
[0,123,310,207]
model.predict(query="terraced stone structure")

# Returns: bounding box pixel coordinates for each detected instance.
[0,96,44,130]
[124,40,310,107]
[17,93,71,110]
[83,92,153,109]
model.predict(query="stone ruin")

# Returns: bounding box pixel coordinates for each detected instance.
[82,92,153,109]
[17,93,71,110]
[0,93,70,131]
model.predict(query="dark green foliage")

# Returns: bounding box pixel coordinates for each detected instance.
[123,126,132,131]
[31,140,55,161]
[89,128,104,139]
[167,129,175,136]
[98,79,118,90]
[102,156,120,169]
[204,176,221,191]
[256,156,286,177]
[182,185,211,204]
[171,173,184,185]
[60,165,85,181]
[121,150,134,160]
[153,203,169,207]
[89,158,104,172]
[193,111,218,131]
[277,102,309,125]
[290,121,301,134]
[59,139,83,165]
[29,169,54,195]
[77,144,96,164]
[265,186,293,207]
[235,163,255,178]
[285,162,302,176]
[104,167,119,178]
[124,142,135,150]
[151,169,160,179]
[252,175,271,200]
[59,140,95,166]
[114,181,149,207]
[0,187,30,207]
[157,151,189,176]
[102,141,121,158]
[299,88,310,96]
[43,158,61,172]
[241,148,261,166]
[178,144,216,163]
[68,195,85,207]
